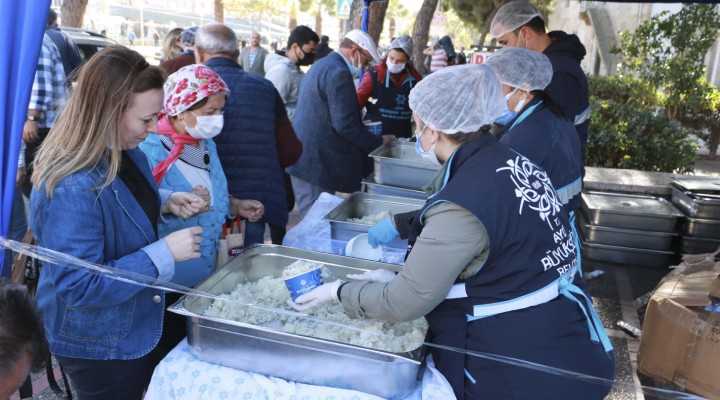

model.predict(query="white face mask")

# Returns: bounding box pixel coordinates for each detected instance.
[183,112,224,139]
[386,58,405,74]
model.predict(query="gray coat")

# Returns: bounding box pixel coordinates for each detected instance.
[264,51,303,120]
[239,45,269,76]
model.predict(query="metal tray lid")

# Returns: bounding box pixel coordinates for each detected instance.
[582,191,683,217]
[671,178,720,194]
[368,140,439,167]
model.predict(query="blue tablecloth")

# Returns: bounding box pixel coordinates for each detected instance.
[145,339,455,400]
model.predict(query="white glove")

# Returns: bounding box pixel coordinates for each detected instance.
[163,226,203,261]
[288,280,342,312]
[346,269,396,283]
[163,192,207,219]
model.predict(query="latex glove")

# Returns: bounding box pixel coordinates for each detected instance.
[346,269,396,283]
[288,280,342,312]
[231,198,264,222]
[189,185,211,214]
[367,217,399,248]
[164,226,203,261]
[163,192,207,219]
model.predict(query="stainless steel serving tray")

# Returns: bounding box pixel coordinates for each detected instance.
[580,240,674,268]
[671,187,720,219]
[576,211,675,251]
[679,236,720,255]
[670,177,720,194]
[324,193,425,248]
[680,216,720,239]
[369,140,441,189]
[581,191,683,232]
[362,173,430,200]
[169,245,424,399]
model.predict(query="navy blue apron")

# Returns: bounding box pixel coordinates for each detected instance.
[364,67,415,138]
[406,135,613,399]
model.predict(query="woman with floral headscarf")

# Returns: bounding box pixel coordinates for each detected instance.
[140,64,264,288]
[139,64,265,362]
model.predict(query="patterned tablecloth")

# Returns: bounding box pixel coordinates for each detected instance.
[145,339,455,400]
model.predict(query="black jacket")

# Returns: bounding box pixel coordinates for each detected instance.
[543,31,590,154]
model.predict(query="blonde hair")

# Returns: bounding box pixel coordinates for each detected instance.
[32,45,167,196]
[161,27,183,61]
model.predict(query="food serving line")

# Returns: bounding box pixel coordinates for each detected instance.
[145,141,458,399]
[144,138,720,398]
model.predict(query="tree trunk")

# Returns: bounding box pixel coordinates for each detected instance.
[347,0,363,33]
[289,1,297,30]
[315,3,323,36]
[345,0,387,44]
[367,1,388,44]
[478,0,508,51]
[215,0,224,23]
[411,0,439,75]
[61,0,89,28]
[389,17,396,40]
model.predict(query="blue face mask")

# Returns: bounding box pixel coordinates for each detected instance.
[494,88,519,126]
[414,126,440,166]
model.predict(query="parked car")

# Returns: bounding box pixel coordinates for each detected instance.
[58,27,118,62]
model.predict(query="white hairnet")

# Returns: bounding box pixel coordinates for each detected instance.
[490,1,542,38]
[484,47,553,91]
[409,64,506,134]
[390,35,413,58]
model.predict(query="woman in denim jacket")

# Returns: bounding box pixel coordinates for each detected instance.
[29,46,208,399]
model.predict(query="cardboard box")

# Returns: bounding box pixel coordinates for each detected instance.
[637,262,720,399]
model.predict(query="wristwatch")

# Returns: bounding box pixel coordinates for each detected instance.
[26,115,40,122]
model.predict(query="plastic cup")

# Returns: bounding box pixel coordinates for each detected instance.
[284,268,324,301]
[345,233,383,261]
[365,121,383,136]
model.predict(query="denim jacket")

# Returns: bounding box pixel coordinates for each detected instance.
[139,134,230,287]
[29,148,175,360]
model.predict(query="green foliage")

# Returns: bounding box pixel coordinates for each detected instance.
[611,4,720,121]
[298,0,336,16]
[443,0,554,33]
[587,75,698,173]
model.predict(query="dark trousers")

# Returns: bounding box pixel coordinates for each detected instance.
[54,353,155,400]
[21,127,50,197]
[55,293,187,400]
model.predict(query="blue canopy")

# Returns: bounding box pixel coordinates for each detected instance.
[0,0,51,276]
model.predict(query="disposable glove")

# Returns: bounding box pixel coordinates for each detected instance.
[346,269,396,283]
[367,217,399,248]
[288,280,342,312]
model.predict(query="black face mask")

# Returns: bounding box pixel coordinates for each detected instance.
[295,46,316,66]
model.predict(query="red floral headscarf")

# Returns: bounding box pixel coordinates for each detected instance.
[162,64,229,116]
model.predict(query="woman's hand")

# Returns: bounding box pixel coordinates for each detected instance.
[189,185,211,213]
[162,192,207,219]
[230,198,264,222]
[164,226,203,261]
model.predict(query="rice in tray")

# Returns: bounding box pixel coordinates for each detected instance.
[204,260,427,353]
[347,210,390,225]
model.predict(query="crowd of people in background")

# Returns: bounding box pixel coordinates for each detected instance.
[3,1,601,399]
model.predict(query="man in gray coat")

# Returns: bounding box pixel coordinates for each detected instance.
[264,25,319,120]
[239,31,269,76]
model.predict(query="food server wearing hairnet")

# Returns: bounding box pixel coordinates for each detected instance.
[356,35,422,138]
[290,64,615,400]
[490,1,590,168]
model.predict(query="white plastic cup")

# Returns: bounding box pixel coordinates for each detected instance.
[345,233,383,261]
[364,121,383,136]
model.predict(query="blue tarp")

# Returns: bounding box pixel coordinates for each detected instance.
[0,0,51,277]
